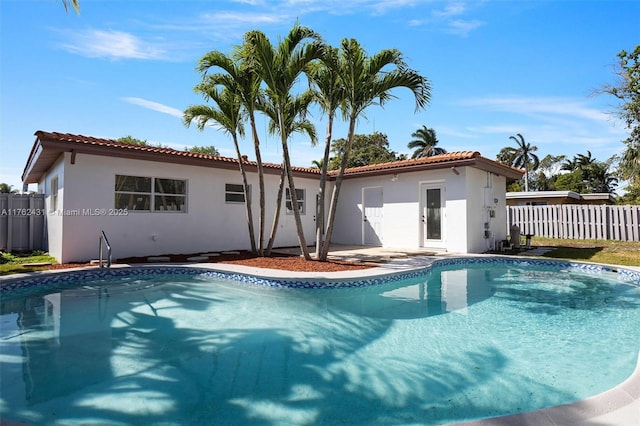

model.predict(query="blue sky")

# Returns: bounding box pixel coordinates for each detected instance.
[1,0,638,191]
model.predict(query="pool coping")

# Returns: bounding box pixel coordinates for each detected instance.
[1,254,639,425]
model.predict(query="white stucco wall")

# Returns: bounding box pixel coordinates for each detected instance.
[45,153,319,263]
[332,167,471,252]
[331,166,509,254]
[464,168,508,253]
[37,150,511,261]
[38,155,65,261]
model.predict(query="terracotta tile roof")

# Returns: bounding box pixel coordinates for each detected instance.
[33,131,234,163]
[24,131,522,183]
[338,151,482,175]
[30,131,319,174]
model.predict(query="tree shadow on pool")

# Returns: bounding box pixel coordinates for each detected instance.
[2,273,578,425]
[491,269,640,315]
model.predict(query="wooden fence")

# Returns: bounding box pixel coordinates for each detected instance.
[0,194,46,251]
[507,204,640,242]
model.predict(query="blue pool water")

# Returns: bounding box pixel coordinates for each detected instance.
[1,261,639,425]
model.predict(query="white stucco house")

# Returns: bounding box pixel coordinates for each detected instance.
[21,131,523,263]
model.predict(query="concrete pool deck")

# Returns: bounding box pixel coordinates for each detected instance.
[2,245,639,425]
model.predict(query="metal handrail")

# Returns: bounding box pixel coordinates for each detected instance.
[99,230,112,268]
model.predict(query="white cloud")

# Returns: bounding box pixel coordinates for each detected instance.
[403,2,483,36]
[231,0,265,5]
[433,3,466,18]
[460,96,612,123]
[447,19,484,36]
[453,95,628,161]
[121,97,184,119]
[199,11,284,25]
[60,29,166,60]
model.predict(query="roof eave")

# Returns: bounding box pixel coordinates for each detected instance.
[21,136,47,184]
[22,134,320,182]
[328,157,524,181]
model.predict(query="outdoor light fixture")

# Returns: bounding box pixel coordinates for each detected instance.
[451,167,459,175]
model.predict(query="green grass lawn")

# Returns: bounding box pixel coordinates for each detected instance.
[0,251,58,276]
[531,237,640,267]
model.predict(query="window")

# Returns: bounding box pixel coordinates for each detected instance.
[225,183,249,203]
[50,176,58,212]
[154,178,187,211]
[285,188,305,215]
[115,175,186,212]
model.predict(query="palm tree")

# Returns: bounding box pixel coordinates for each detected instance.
[585,162,618,193]
[408,126,445,158]
[184,86,257,253]
[258,90,318,256]
[320,38,431,261]
[243,24,324,260]
[576,151,596,168]
[198,50,268,256]
[619,142,640,186]
[308,46,344,257]
[561,157,578,172]
[508,133,539,192]
[310,159,324,169]
[61,0,80,13]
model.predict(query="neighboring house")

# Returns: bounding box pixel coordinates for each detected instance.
[22,131,523,262]
[506,191,616,206]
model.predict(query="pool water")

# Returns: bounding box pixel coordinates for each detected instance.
[1,263,639,425]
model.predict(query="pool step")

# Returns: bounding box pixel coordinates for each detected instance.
[147,256,171,262]
[186,256,209,262]
[22,262,52,267]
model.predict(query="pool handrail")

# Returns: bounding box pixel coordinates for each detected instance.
[99,230,112,268]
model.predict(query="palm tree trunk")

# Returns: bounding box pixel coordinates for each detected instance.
[249,112,265,256]
[278,108,311,260]
[314,113,334,258]
[524,167,529,192]
[320,116,356,261]
[266,162,286,256]
[231,134,257,253]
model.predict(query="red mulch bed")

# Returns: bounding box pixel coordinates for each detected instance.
[47,251,373,272]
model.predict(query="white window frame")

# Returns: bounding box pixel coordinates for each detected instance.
[225,183,250,204]
[285,188,305,215]
[114,175,187,212]
[50,176,58,212]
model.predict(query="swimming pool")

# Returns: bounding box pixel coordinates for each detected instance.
[1,258,639,425]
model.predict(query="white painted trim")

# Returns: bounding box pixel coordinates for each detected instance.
[419,182,446,249]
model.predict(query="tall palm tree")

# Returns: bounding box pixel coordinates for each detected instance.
[197,50,268,256]
[259,90,318,256]
[310,159,324,169]
[243,24,324,260]
[508,133,539,192]
[408,126,445,158]
[183,86,257,253]
[320,38,431,261]
[308,46,344,257]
